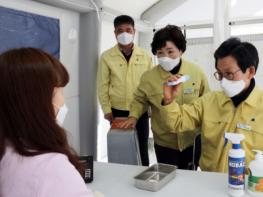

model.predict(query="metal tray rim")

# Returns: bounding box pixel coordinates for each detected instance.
[134,163,177,192]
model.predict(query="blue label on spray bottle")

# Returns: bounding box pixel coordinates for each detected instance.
[229,157,245,189]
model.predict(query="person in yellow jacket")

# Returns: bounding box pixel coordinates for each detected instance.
[161,37,263,172]
[120,25,210,169]
[97,15,152,166]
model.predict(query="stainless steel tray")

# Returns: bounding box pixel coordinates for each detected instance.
[134,163,177,192]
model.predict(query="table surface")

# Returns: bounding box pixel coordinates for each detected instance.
[88,162,250,197]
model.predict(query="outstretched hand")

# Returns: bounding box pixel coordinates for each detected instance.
[118,117,137,129]
[163,75,182,105]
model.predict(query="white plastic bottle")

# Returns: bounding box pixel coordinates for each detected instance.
[248,150,263,196]
[225,133,245,197]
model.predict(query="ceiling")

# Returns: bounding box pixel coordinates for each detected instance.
[102,0,263,26]
[102,0,159,19]
[155,0,263,27]
[34,0,263,27]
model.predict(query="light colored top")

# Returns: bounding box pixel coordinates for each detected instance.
[129,59,210,150]
[89,162,250,197]
[160,86,263,172]
[97,44,153,114]
[0,145,94,197]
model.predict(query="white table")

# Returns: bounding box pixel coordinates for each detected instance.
[88,162,250,197]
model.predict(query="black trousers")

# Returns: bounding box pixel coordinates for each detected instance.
[111,108,149,166]
[154,143,194,170]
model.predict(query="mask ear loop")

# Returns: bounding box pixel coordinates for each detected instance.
[55,104,68,126]
[52,103,61,116]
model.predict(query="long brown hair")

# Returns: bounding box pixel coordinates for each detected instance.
[0,48,84,175]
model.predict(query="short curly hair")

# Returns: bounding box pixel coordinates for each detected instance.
[151,25,186,55]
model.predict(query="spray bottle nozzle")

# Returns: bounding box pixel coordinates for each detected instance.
[225,133,245,149]
[252,149,263,161]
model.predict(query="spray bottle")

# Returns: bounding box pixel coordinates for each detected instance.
[225,133,245,197]
[248,150,263,196]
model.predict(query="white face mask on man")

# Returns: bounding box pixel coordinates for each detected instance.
[220,78,246,97]
[158,56,180,71]
[55,104,68,126]
[117,32,134,45]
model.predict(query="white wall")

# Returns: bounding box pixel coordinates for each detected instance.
[180,34,263,92]
[97,20,114,161]
[183,38,220,91]
[0,0,81,152]
[153,0,263,92]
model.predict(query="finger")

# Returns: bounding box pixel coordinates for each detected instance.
[171,83,181,97]
[132,122,136,128]
[120,121,131,129]
[163,90,172,100]
[123,122,131,129]
[167,75,180,83]
[163,84,172,95]
[118,122,125,128]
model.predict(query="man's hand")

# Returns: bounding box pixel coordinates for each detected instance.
[104,112,113,122]
[163,75,182,105]
[118,117,137,129]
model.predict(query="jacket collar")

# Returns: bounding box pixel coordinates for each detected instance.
[110,44,144,57]
[219,85,261,107]
[243,85,261,107]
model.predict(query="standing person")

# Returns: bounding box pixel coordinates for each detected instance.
[97,15,152,166]
[160,37,263,172]
[0,48,93,197]
[120,25,210,169]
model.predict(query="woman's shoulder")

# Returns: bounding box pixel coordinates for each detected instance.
[181,59,205,74]
[3,145,68,169]
[141,65,161,79]
[37,152,94,197]
[1,145,73,180]
[33,152,93,196]
[1,145,93,197]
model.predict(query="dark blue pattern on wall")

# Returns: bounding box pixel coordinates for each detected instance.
[0,6,60,59]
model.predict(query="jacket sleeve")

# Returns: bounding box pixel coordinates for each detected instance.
[199,69,210,96]
[160,97,204,133]
[97,54,112,114]
[129,75,149,119]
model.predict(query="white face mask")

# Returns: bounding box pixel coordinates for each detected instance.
[158,56,180,71]
[220,78,246,97]
[56,104,68,126]
[117,32,134,45]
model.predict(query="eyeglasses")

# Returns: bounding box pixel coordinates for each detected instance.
[213,69,241,81]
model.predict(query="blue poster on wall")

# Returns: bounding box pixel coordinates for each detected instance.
[0,6,60,59]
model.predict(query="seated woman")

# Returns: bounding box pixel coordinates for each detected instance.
[0,48,93,196]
